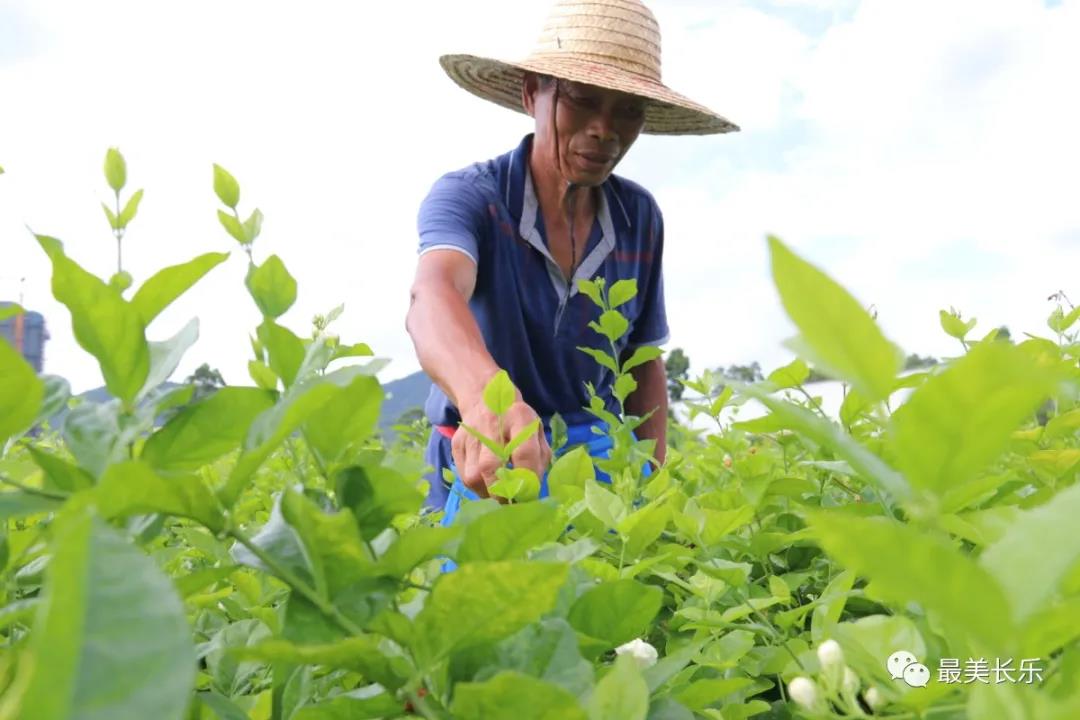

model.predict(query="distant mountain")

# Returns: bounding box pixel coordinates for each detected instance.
[379,371,431,428]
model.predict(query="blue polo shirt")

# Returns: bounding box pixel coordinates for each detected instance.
[416,132,669,431]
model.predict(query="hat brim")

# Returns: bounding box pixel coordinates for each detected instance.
[439,53,740,136]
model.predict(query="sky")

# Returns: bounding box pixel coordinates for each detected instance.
[1,0,1078,395]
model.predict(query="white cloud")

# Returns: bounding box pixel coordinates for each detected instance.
[2,0,1077,400]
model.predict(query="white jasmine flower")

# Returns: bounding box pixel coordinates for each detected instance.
[864,686,886,710]
[842,666,860,695]
[788,676,822,711]
[817,639,844,669]
[614,638,658,669]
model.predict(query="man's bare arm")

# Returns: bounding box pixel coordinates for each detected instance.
[624,356,668,465]
[406,250,497,409]
[405,251,551,495]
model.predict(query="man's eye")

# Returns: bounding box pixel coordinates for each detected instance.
[569,94,600,108]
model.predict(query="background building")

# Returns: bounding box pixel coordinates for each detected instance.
[0,301,49,372]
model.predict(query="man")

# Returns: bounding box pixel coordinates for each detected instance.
[406,0,737,516]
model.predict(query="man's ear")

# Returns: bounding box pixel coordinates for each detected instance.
[521,72,539,117]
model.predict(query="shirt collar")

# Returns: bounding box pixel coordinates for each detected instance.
[502,133,627,240]
[502,133,626,303]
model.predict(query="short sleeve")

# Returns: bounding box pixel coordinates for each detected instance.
[626,201,669,348]
[416,171,487,264]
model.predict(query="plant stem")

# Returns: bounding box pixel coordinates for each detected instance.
[227,526,362,637]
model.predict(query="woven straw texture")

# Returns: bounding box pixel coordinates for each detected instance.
[439,0,739,136]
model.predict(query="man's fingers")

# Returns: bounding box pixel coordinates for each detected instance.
[461,434,490,498]
[509,431,545,477]
[477,446,502,490]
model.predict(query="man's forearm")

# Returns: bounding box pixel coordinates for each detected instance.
[624,356,667,465]
[406,283,500,411]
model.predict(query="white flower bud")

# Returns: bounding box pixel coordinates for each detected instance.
[864,686,886,710]
[817,639,844,669]
[614,638,658,669]
[842,666,859,695]
[788,676,821,711]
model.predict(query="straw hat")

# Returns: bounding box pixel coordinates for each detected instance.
[439,0,739,136]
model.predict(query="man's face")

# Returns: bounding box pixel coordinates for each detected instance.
[523,74,647,186]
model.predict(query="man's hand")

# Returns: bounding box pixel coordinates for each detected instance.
[451,393,552,498]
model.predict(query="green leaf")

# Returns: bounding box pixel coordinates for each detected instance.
[131,252,229,326]
[1045,408,1080,440]
[195,692,249,720]
[118,188,143,227]
[589,654,649,720]
[416,561,569,663]
[489,467,540,502]
[0,334,44,444]
[292,690,403,720]
[337,464,423,541]
[27,447,94,493]
[37,235,149,404]
[217,210,247,243]
[614,372,638,404]
[246,255,297,318]
[33,374,71,428]
[138,318,198,402]
[13,510,195,720]
[453,672,587,720]
[618,500,670,560]
[213,163,240,208]
[302,374,382,471]
[768,236,903,403]
[93,460,225,532]
[223,366,383,506]
[766,357,809,389]
[597,310,630,343]
[585,479,625,529]
[888,341,1063,499]
[275,490,387,624]
[809,511,1012,650]
[810,570,855,643]
[102,202,119,230]
[258,319,306,388]
[478,618,594,697]
[142,386,274,473]
[568,579,662,655]
[980,484,1080,623]
[377,526,458,578]
[940,309,976,339]
[621,345,663,374]
[673,678,756,712]
[578,346,619,373]
[234,636,408,689]
[104,147,126,192]
[734,382,909,501]
[0,491,63,521]
[608,279,638,309]
[483,369,516,415]
[577,278,604,309]
[62,400,124,478]
[505,418,541,457]
[243,208,264,243]
[248,360,278,390]
[548,446,594,502]
[458,501,563,563]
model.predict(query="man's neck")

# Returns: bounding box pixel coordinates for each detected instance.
[528,144,597,228]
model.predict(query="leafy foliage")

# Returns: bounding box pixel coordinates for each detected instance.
[0,151,1078,720]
